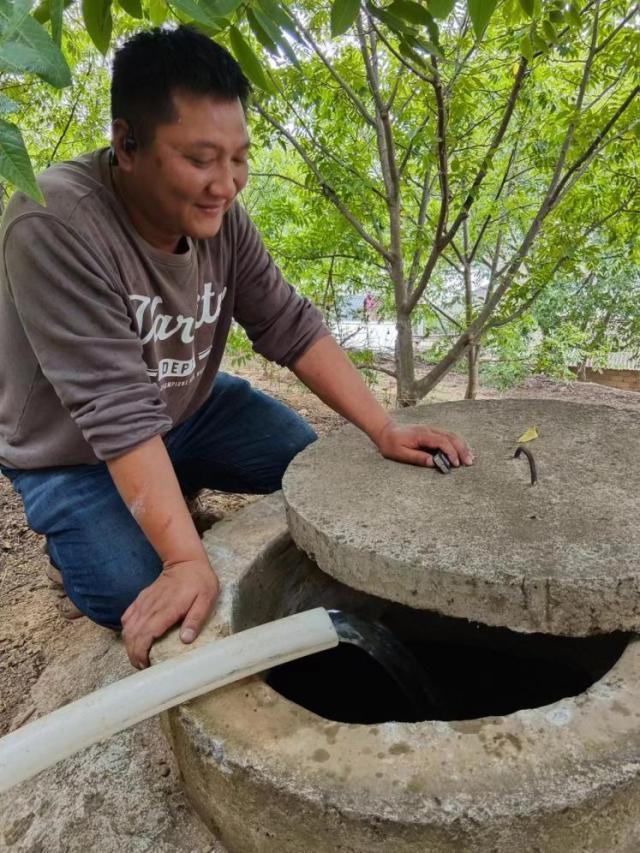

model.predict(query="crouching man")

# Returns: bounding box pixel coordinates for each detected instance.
[0,26,472,669]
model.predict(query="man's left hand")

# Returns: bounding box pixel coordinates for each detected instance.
[374,421,473,468]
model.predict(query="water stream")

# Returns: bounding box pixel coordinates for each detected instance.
[327,609,448,718]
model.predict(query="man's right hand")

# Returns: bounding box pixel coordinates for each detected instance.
[121,558,220,669]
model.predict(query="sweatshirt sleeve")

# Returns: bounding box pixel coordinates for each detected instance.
[3,213,172,460]
[231,203,331,367]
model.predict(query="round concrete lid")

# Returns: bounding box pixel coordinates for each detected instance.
[283,399,640,636]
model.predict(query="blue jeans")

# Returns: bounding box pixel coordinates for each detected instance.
[1,373,316,629]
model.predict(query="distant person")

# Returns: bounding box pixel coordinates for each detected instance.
[363,292,380,319]
[0,26,472,669]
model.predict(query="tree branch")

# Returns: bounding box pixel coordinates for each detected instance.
[443,57,529,247]
[356,363,397,378]
[250,171,318,192]
[406,56,529,314]
[399,111,431,177]
[357,15,406,309]
[469,137,519,263]
[544,0,601,201]
[431,57,450,249]
[412,18,635,400]
[550,84,640,210]
[254,103,392,263]
[407,168,434,288]
[274,90,388,202]
[594,4,638,55]
[290,11,377,128]
[368,19,436,85]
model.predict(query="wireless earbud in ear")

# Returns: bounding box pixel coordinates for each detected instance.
[123,131,137,152]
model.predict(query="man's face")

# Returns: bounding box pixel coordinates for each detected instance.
[128,91,250,246]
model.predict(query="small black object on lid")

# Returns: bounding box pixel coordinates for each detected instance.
[432,450,451,474]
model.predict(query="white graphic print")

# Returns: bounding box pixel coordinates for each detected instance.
[158,356,197,379]
[131,283,226,345]
[131,283,226,382]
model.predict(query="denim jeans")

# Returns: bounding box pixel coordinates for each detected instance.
[1,373,316,629]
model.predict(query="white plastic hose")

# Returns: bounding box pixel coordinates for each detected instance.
[0,607,338,794]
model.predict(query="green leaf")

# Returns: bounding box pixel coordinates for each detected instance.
[82,0,112,54]
[0,93,18,113]
[229,25,276,94]
[405,30,442,58]
[567,2,580,26]
[252,6,299,65]
[32,0,72,24]
[519,30,532,62]
[398,35,428,68]
[467,0,498,39]
[256,0,298,38]
[423,8,439,45]
[427,0,454,19]
[247,7,277,53]
[542,18,556,41]
[116,0,142,17]
[518,0,534,16]
[0,118,43,202]
[391,3,441,50]
[531,26,547,52]
[252,6,281,43]
[0,1,70,87]
[168,0,219,27]
[367,2,416,34]
[549,8,563,23]
[388,0,431,26]
[49,0,62,43]
[330,0,360,37]
[147,0,167,25]
[0,0,35,41]
[209,0,242,13]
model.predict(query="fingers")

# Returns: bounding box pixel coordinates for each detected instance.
[396,448,435,468]
[180,591,217,644]
[448,432,474,466]
[120,568,220,668]
[123,603,186,669]
[429,433,460,467]
[419,428,473,467]
[121,586,188,669]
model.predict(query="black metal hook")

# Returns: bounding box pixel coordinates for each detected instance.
[514,445,538,486]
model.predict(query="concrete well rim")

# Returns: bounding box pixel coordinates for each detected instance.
[152,494,640,828]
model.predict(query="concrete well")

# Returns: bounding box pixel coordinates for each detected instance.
[152,495,640,853]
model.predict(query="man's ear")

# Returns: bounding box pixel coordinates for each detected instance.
[111,119,137,171]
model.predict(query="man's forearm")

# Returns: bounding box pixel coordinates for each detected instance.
[291,335,393,444]
[106,434,206,566]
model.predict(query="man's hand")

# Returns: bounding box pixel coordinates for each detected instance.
[373,421,474,468]
[121,558,220,669]
[292,338,473,470]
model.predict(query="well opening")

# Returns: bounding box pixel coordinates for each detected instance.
[233,538,629,725]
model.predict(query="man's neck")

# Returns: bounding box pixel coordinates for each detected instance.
[111,167,183,254]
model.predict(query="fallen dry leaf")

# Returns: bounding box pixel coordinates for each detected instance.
[517,426,539,443]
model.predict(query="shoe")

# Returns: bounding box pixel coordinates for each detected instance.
[42,547,85,620]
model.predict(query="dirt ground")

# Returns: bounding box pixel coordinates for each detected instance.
[1,358,639,851]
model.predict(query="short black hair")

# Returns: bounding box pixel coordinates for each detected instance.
[111,25,251,146]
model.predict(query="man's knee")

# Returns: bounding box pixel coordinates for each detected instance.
[67,573,151,629]
[259,415,317,493]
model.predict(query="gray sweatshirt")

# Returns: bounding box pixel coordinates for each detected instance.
[0,149,329,469]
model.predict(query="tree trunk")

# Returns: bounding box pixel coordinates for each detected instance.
[465,343,480,399]
[578,358,588,381]
[395,314,417,406]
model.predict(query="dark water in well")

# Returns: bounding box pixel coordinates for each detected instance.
[266,610,629,724]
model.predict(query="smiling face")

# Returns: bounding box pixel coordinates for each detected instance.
[113,90,250,252]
